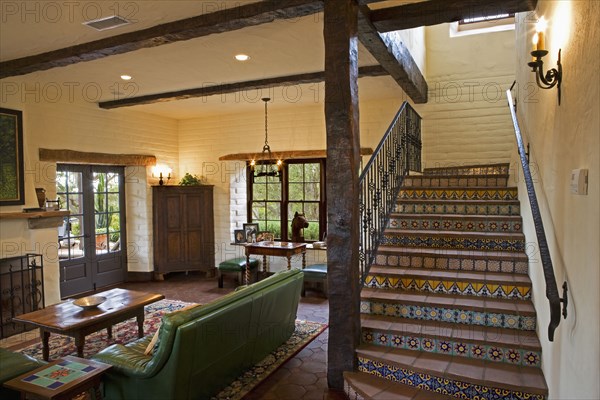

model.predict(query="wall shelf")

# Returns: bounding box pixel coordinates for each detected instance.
[0,210,69,229]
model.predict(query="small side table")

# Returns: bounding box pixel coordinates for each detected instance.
[3,355,111,400]
[244,242,307,284]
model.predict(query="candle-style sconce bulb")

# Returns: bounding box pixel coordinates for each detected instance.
[527,17,562,105]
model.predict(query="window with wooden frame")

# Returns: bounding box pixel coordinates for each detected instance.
[247,158,326,242]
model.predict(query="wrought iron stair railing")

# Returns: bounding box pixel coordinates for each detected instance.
[506,86,568,341]
[359,101,422,283]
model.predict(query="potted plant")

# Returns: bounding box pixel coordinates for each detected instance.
[178,173,205,186]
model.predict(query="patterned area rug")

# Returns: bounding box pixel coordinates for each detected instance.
[17,299,190,360]
[15,299,327,400]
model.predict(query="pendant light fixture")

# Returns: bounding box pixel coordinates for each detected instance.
[250,98,283,180]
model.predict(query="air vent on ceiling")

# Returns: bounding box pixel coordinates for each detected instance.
[83,15,131,31]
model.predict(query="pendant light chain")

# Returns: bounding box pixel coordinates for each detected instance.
[264,97,269,146]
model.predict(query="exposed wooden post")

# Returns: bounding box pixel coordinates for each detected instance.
[324,0,361,390]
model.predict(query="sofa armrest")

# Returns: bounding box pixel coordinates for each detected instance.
[92,342,154,378]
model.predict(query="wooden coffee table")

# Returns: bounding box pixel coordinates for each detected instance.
[12,288,164,361]
[3,355,111,400]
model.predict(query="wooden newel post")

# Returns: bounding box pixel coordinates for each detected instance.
[324,0,362,391]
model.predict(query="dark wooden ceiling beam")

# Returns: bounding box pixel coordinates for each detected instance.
[39,148,156,166]
[98,65,388,109]
[358,7,428,103]
[0,0,324,79]
[370,0,537,32]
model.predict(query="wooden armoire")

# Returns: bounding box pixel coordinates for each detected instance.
[152,185,215,277]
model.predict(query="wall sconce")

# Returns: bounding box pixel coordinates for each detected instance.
[528,16,562,105]
[152,165,172,186]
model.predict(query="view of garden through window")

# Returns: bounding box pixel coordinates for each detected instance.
[57,169,122,256]
[250,160,324,241]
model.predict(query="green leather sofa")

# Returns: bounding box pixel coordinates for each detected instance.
[92,269,303,400]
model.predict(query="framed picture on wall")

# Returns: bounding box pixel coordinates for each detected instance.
[0,108,24,205]
[243,223,259,243]
[234,229,246,244]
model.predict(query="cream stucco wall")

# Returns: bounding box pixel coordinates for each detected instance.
[398,27,427,78]
[418,23,517,167]
[0,89,178,304]
[513,2,600,398]
[178,95,407,268]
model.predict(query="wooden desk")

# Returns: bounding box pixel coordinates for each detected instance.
[12,288,164,361]
[3,355,111,400]
[244,241,307,284]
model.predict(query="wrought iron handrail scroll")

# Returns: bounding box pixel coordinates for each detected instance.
[359,102,421,283]
[506,88,567,341]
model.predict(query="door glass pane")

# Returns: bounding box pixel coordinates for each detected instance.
[108,193,120,211]
[57,170,85,260]
[94,193,106,212]
[106,173,119,192]
[67,171,82,193]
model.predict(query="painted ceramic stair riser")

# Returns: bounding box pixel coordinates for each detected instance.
[348,164,548,400]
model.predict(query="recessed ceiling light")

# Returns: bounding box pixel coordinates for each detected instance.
[120,75,132,81]
[235,54,250,61]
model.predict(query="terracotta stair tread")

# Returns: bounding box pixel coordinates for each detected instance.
[423,163,510,173]
[376,246,529,261]
[356,344,548,395]
[400,186,518,191]
[344,371,455,400]
[360,314,541,350]
[390,213,523,221]
[384,229,525,240]
[408,173,510,179]
[397,199,520,204]
[361,288,536,315]
[367,265,532,285]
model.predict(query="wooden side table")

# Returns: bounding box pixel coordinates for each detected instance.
[244,241,307,284]
[3,355,111,400]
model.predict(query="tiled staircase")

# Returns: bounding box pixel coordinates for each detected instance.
[344,164,548,400]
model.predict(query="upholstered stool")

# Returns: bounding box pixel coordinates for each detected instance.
[217,257,260,288]
[301,263,328,297]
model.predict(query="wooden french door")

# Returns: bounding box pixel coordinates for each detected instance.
[57,165,127,298]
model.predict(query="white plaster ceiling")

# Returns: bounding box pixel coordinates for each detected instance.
[0,1,416,119]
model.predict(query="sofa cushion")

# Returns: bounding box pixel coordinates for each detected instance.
[0,348,45,382]
[217,257,259,272]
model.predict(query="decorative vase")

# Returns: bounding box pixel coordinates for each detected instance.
[35,188,46,208]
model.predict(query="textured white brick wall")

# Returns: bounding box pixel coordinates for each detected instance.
[415,24,517,168]
[0,97,178,303]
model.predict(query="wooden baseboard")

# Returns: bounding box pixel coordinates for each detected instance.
[126,271,153,282]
